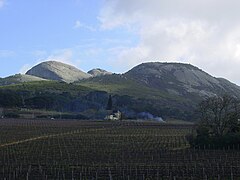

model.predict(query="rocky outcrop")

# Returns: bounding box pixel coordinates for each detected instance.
[26,61,92,83]
[0,74,46,86]
[88,68,112,77]
[2,61,240,121]
[124,62,240,99]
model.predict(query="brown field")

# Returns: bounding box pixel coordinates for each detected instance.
[0,119,239,179]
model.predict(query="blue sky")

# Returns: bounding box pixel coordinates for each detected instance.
[0,0,138,77]
[1,0,240,85]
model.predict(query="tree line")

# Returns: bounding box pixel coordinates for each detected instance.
[188,95,240,149]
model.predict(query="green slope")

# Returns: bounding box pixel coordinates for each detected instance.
[0,74,196,120]
[77,74,196,120]
[0,74,47,86]
[0,80,93,96]
[78,74,185,102]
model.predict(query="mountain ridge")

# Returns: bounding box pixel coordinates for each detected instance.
[26,61,92,83]
[124,62,240,98]
[88,68,112,77]
[1,60,240,120]
[0,74,47,86]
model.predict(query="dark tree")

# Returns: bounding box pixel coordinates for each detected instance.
[199,95,240,136]
[0,90,22,107]
[25,95,55,109]
[187,95,240,149]
[106,95,113,110]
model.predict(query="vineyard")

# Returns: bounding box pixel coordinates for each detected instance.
[0,119,239,179]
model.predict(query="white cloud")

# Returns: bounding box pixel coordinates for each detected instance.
[99,0,240,84]
[45,49,74,64]
[41,49,87,70]
[19,49,80,74]
[31,50,47,58]
[19,64,32,74]
[74,20,96,31]
[0,0,5,8]
[0,50,15,57]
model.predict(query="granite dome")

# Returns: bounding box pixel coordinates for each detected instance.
[26,61,92,83]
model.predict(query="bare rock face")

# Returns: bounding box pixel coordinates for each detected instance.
[88,68,112,77]
[0,74,46,86]
[26,61,92,83]
[125,62,240,98]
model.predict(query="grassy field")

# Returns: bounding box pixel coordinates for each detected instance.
[0,119,239,179]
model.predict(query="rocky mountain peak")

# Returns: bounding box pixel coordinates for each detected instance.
[88,68,112,77]
[125,62,240,98]
[125,62,218,86]
[26,61,92,83]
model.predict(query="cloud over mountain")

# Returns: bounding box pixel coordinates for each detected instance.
[99,0,240,84]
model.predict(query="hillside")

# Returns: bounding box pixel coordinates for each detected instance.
[78,62,240,120]
[1,61,240,121]
[88,68,112,77]
[79,74,194,120]
[79,74,182,100]
[26,61,92,83]
[124,62,240,100]
[0,81,91,95]
[0,74,47,86]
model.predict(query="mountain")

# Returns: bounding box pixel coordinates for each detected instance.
[124,62,240,99]
[88,68,112,77]
[1,61,240,121]
[79,73,195,120]
[26,61,92,83]
[79,62,240,120]
[0,74,46,86]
